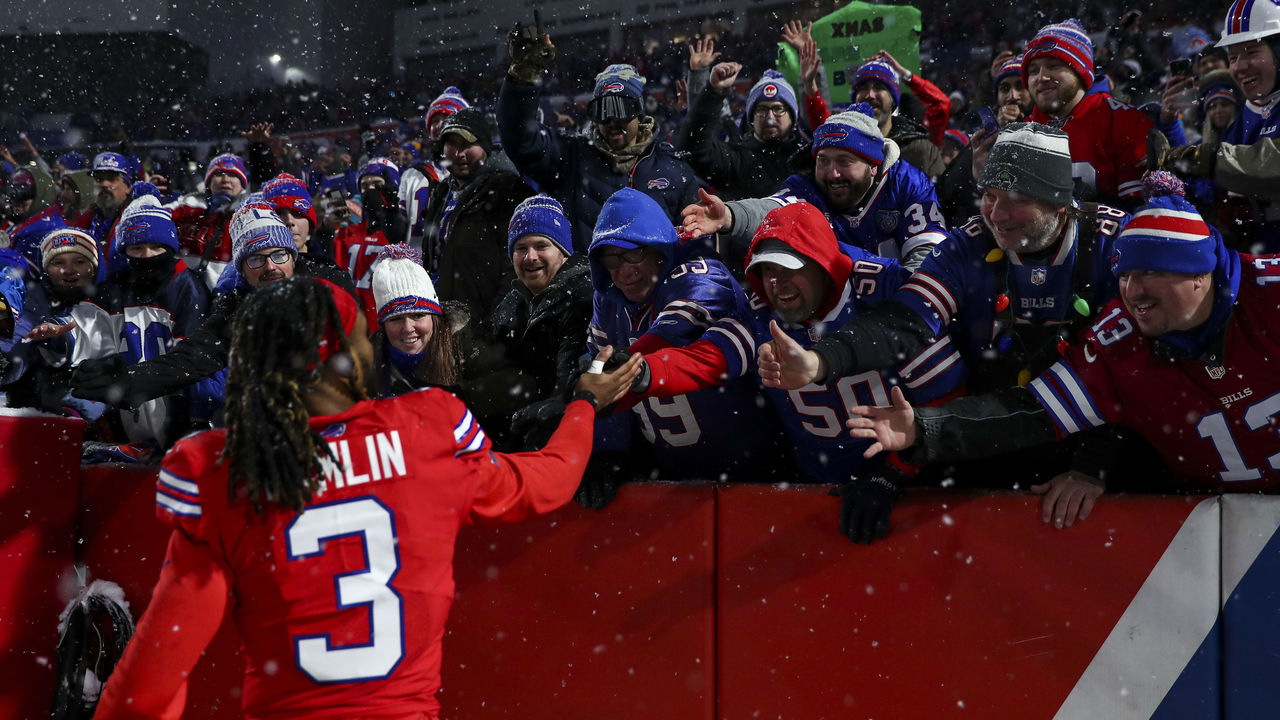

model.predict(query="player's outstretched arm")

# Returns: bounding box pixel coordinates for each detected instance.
[845,385,918,458]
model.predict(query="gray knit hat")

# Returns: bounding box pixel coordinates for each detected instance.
[978,123,1074,206]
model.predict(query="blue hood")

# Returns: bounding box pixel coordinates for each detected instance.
[587,187,681,295]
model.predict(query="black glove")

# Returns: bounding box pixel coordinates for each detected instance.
[575,451,631,510]
[70,355,134,407]
[507,22,556,83]
[832,472,904,544]
[510,398,566,450]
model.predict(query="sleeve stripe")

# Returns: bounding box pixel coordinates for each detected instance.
[1027,362,1105,435]
[1046,362,1107,428]
[708,326,751,377]
[453,409,477,442]
[902,348,961,389]
[456,426,488,456]
[659,300,713,324]
[898,335,952,376]
[901,231,948,256]
[156,491,202,518]
[903,272,958,319]
[158,468,199,496]
[654,308,707,327]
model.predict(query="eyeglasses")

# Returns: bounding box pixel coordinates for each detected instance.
[752,105,790,118]
[244,249,293,269]
[599,247,648,270]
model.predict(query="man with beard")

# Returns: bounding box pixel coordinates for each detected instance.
[70,203,358,419]
[71,152,132,268]
[421,109,532,319]
[993,57,1034,127]
[499,25,702,252]
[682,105,946,272]
[1018,19,1154,207]
[333,157,410,328]
[756,124,1159,529]
[848,59,944,179]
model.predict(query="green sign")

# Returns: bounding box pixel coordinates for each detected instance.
[776,1,922,103]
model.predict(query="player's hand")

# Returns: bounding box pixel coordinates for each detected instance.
[1031,471,1104,529]
[845,385,918,458]
[708,62,743,92]
[680,188,732,236]
[24,320,76,343]
[832,472,902,544]
[687,35,721,71]
[757,320,821,390]
[573,346,644,412]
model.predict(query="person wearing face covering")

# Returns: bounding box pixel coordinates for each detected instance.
[43,195,213,449]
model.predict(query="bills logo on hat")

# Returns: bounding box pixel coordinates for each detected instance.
[293,198,310,211]
[246,233,274,251]
[51,236,76,249]
[1031,267,1047,285]
[763,84,779,98]
[602,82,625,94]
[820,130,849,141]
[648,178,670,190]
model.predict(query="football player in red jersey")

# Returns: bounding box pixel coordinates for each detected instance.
[95,277,641,720]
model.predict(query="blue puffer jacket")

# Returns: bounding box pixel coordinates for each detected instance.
[499,78,705,253]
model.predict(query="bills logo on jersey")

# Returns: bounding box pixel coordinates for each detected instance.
[1031,267,1047,285]
[763,84,779,98]
[601,83,625,94]
[320,422,346,439]
[648,178,670,190]
[875,210,900,233]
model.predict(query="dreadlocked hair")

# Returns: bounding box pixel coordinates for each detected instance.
[221,277,349,512]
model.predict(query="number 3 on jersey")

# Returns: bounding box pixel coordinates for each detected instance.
[287,497,404,683]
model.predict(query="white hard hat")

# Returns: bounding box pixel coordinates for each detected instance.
[1218,0,1280,47]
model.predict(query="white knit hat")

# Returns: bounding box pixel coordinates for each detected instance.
[371,244,441,325]
[41,228,100,272]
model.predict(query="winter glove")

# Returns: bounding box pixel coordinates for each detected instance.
[575,451,630,510]
[831,472,904,544]
[70,355,139,408]
[1147,128,1217,177]
[130,181,161,200]
[597,347,651,393]
[207,192,235,214]
[507,22,556,84]
[510,398,566,450]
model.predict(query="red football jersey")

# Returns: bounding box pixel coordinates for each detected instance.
[97,390,594,720]
[1029,255,1280,492]
[333,222,390,328]
[1030,92,1153,204]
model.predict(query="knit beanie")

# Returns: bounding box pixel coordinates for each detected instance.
[116,196,179,253]
[41,228,99,272]
[977,122,1074,206]
[92,152,133,181]
[371,244,442,325]
[1111,172,1220,277]
[438,109,494,154]
[1198,69,1242,109]
[852,60,901,108]
[508,194,573,258]
[204,153,250,190]
[746,70,799,120]
[943,128,970,147]
[425,86,470,132]
[812,104,885,165]
[57,152,88,171]
[261,173,317,229]
[992,57,1023,96]
[229,205,298,271]
[1022,19,1096,89]
[593,64,646,100]
[357,157,401,191]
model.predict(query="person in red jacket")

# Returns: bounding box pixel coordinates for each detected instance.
[94,276,641,720]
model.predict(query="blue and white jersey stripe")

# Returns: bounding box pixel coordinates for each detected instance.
[1028,360,1109,435]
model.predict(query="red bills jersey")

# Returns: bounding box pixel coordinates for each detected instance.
[1031,92,1153,204]
[99,390,593,720]
[333,222,390,328]
[1029,255,1280,492]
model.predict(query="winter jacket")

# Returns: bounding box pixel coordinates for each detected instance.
[889,113,945,179]
[498,77,704,252]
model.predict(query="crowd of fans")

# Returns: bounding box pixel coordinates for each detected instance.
[1,0,1279,549]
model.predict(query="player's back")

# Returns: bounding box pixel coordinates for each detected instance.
[161,388,489,719]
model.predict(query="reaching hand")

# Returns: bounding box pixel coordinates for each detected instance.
[968,127,999,183]
[996,103,1024,127]
[781,20,814,52]
[573,346,645,411]
[687,35,721,71]
[845,385,918,458]
[1031,471,1104,528]
[24,320,76,343]
[798,35,821,96]
[1158,75,1196,126]
[872,49,907,77]
[507,23,556,83]
[240,122,274,144]
[833,473,902,544]
[757,320,822,390]
[989,50,1017,80]
[674,78,689,113]
[680,188,732,237]
[708,62,743,92]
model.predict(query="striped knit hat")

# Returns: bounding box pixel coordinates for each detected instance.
[993,57,1023,96]
[261,173,316,229]
[812,104,885,165]
[425,87,470,133]
[1112,173,1219,277]
[41,228,100,272]
[204,153,250,190]
[978,122,1073,206]
[746,70,799,121]
[371,244,442,325]
[852,60,901,108]
[943,128,970,147]
[1022,19,1096,89]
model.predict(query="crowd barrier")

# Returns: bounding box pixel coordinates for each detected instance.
[3,412,1278,719]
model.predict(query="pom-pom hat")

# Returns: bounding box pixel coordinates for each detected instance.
[371,244,442,325]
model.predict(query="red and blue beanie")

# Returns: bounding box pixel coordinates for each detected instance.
[852,60,901,108]
[508,194,573,258]
[204,153,250,190]
[261,173,317,229]
[992,57,1023,96]
[746,70,799,121]
[229,205,298,270]
[593,64,646,100]
[358,157,401,191]
[1022,19,1096,89]
[371,244,441,325]
[812,104,885,165]
[943,128,970,147]
[1198,69,1242,109]
[92,152,133,182]
[425,86,470,132]
[1112,173,1219,277]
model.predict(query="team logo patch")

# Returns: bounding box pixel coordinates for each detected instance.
[763,84,778,98]
[1031,267,1047,285]
[320,423,346,439]
[602,82,625,94]
[995,169,1017,186]
[647,178,670,190]
[876,210,900,233]
[1207,365,1226,380]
